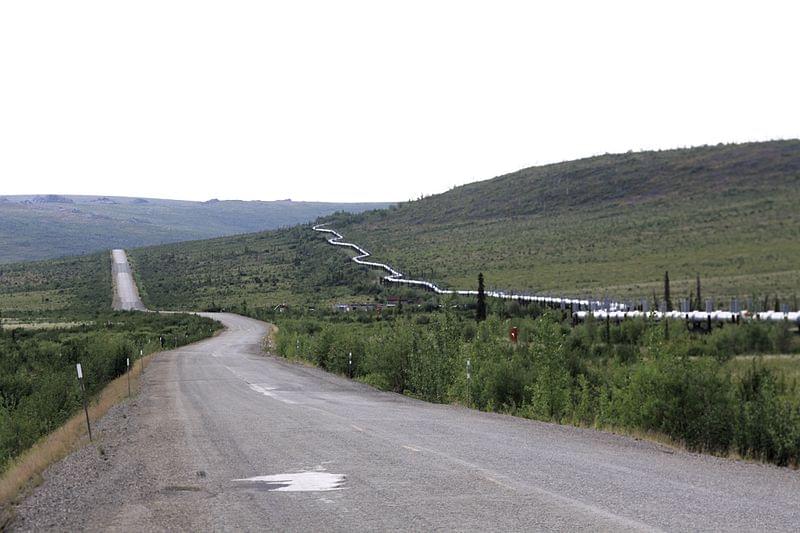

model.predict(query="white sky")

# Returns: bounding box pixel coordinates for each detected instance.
[1,1,798,203]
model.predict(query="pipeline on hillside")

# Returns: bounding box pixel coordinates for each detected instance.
[312,224,800,325]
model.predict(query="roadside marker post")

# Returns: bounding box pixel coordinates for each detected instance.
[348,352,353,378]
[77,363,92,442]
[140,349,144,374]
[466,359,472,407]
[127,357,131,397]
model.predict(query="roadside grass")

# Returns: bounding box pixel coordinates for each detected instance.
[586,424,794,468]
[0,348,160,525]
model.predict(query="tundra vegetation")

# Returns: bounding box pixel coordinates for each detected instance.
[0,252,112,318]
[271,302,800,467]
[128,225,381,311]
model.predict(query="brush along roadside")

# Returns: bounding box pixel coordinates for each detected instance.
[0,348,163,527]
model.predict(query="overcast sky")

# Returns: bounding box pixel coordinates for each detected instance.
[1,1,798,203]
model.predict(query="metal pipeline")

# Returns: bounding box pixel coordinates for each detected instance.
[313,224,800,324]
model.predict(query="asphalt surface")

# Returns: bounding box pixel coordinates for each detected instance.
[13,311,800,531]
[111,249,146,311]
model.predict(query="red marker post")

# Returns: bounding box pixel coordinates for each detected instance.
[76,363,92,442]
[509,327,519,344]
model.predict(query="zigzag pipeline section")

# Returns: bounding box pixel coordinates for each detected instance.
[312,224,800,324]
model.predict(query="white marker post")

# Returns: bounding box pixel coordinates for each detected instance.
[348,352,353,378]
[466,359,472,407]
[127,357,131,397]
[139,348,144,374]
[76,363,92,442]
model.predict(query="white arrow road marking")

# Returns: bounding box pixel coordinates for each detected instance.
[247,383,297,404]
[234,472,346,492]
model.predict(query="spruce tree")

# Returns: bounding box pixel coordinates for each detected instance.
[664,271,672,312]
[476,273,487,322]
[696,273,702,311]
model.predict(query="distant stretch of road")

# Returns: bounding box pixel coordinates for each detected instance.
[111,249,146,311]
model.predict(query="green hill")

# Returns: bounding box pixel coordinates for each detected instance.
[0,195,390,263]
[326,140,800,303]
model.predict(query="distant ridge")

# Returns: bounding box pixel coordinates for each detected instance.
[31,194,74,204]
[0,195,391,263]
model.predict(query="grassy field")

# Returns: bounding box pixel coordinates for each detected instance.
[324,141,800,305]
[0,252,111,318]
[728,354,800,386]
[0,195,389,263]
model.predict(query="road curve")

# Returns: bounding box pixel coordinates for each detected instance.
[13,312,800,531]
[111,249,146,311]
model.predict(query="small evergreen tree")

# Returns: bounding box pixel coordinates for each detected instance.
[664,271,672,312]
[695,273,702,311]
[476,273,487,322]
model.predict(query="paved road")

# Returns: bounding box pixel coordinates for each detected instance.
[111,249,146,311]
[14,312,800,531]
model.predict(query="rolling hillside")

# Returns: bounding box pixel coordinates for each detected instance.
[0,195,390,263]
[324,140,800,303]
